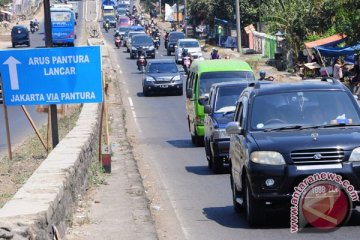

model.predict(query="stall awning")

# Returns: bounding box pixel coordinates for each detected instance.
[304,34,347,49]
[315,43,360,57]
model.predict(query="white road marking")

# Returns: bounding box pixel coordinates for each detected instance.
[132,110,142,133]
[128,97,134,107]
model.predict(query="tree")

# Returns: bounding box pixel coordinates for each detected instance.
[331,0,360,45]
[260,0,334,59]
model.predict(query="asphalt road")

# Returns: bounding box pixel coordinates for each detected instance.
[0,3,85,156]
[102,29,360,240]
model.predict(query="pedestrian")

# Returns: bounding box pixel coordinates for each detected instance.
[333,59,343,80]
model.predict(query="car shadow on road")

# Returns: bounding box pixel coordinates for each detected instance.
[166,139,194,148]
[136,92,180,97]
[185,166,213,176]
[203,206,289,229]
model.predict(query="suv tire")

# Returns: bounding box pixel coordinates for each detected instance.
[212,154,223,174]
[143,88,149,97]
[244,177,265,227]
[231,173,243,213]
[192,127,204,147]
[167,49,171,56]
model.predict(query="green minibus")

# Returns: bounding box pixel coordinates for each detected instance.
[185,59,255,146]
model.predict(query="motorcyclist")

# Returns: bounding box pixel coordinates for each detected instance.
[137,47,147,70]
[258,70,266,80]
[29,20,34,29]
[210,48,220,59]
[182,48,191,59]
[114,30,121,38]
[104,19,110,31]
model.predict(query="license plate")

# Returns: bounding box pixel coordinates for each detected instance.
[159,85,168,88]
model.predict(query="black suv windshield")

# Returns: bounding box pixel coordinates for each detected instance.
[250,90,360,130]
[169,32,185,41]
[148,63,178,73]
[132,35,153,45]
[214,85,247,112]
[199,71,254,96]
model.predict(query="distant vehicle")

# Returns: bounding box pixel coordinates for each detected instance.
[125,31,145,52]
[185,59,255,146]
[166,31,185,56]
[118,16,130,27]
[142,59,183,96]
[67,1,79,19]
[11,25,30,48]
[129,34,155,59]
[102,5,115,17]
[116,3,129,9]
[103,15,117,28]
[117,26,129,40]
[52,3,77,21]
[50,7,76,46]
[116,7,127,17]
[175,38,203,63]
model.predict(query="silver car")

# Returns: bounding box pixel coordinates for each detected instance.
[175,38,203,63]
[142,59,183,96]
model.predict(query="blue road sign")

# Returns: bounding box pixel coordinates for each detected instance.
[0,46,103,106]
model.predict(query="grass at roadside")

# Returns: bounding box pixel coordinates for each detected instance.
[0,106,82,208]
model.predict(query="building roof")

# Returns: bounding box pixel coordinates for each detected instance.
[304,34,347,49]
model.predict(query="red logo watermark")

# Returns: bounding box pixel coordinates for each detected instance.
[290,173,359,233]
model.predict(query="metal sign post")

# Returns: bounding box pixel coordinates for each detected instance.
[43,0,59,148]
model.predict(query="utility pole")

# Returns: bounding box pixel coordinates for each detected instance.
[184,0,187,36]
[176,0,179,27]
[235,0,242,53]
[44,0,59,148]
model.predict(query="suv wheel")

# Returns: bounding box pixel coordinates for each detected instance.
[167,49,171,56]
[12,43,15,48]
[205,140,212,169]
[244,177,265,227]
[192,126,204,147]
[231,173,243,213]
[212,154,223,174]
[143,87,149,97]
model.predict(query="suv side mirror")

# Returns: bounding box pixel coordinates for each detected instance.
[186,89,193,99]
[204,104,212,114]
[226,122,242,135]
[198,94,209,105]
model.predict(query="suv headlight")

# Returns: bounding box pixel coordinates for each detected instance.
[132,47,137,50]
[149,46,155,50]
[172,75,181,81]
[349,147,360,162]
[145,76,155,82]
[250,151,285,165]
[213,129,228,139]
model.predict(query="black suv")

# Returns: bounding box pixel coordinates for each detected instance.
[204,81,271,173]
[226,78,360,226]
[130,34,155,59]
[166,31,185,56]
[11,25,30,48]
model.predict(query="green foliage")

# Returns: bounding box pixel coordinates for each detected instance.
[306,27,337,42]
[260,0,334,58]
[331,0,360,45]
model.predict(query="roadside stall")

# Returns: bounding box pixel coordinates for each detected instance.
[303,34,347,78]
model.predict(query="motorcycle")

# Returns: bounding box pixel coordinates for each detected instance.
[115,36,121,49]
[137,55,146,73]
[153,36,160,49]
[183,55,192,74]
[30,26,35,34]
[104,23,109,33]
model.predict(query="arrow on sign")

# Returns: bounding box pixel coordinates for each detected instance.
[3,56,21,90]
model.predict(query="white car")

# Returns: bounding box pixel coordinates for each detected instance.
[175,38,203,64]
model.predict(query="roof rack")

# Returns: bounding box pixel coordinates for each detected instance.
[302,77,341,84]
